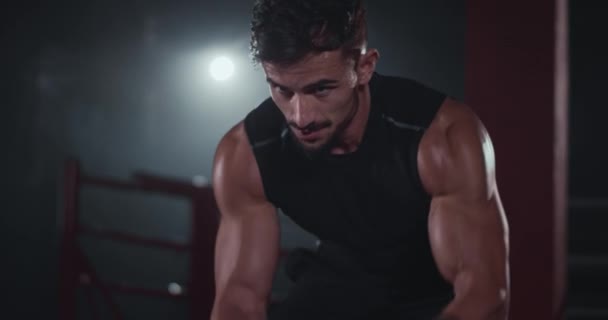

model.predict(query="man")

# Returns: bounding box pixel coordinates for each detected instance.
[211,0,509,319]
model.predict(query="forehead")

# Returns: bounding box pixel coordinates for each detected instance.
[263,50,353,86]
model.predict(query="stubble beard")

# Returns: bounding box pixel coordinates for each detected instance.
[290,89,360,161]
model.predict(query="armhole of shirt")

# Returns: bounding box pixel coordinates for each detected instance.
[408,131,431,199]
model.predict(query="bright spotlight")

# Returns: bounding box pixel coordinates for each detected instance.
[209,56,235,81]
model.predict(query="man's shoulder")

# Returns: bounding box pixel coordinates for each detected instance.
[213,121,274,212]
[214,121,266,196]
[418,98,496,203]
[216,122,249,164]
[372,73,447,131]
[431,98,482,133]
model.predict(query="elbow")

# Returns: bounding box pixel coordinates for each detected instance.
[483,290,509,320]
[470,286,509,320]
[482,282,509,319]
[444,284,509,320]
[496,288,510,319]
[447,269,509,319]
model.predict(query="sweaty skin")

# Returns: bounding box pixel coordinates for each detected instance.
[210,50,509,320]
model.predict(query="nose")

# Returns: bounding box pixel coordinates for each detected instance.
[291,95,314,130]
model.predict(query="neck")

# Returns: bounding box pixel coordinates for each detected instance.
[330,84,371,155]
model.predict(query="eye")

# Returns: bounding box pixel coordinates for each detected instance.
[274,85,293,97]
[313,86,334,96]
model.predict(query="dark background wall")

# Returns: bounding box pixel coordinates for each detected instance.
[566,1,608,318]
[2,0,604,319]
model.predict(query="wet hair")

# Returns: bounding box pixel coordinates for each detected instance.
[250,0,367,66]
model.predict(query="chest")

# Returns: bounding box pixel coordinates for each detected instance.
[277,135,430,249]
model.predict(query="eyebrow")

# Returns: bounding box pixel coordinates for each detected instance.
[266,77,339,91]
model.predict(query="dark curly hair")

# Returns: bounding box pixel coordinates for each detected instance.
[250,0,367,66]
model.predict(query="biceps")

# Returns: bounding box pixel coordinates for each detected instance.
[214,203,280,300]
[428,194,509,288]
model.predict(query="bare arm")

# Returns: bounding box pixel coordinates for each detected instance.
[210,122,280,320]
[419,100,510,320]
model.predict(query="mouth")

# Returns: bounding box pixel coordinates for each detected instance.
[294,127,327,143]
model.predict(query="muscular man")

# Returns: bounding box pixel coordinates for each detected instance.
[211,1,509,319]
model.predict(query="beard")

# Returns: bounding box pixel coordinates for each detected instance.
[289,90,360,161]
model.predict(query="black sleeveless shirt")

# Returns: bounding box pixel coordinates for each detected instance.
[244,73,452,299]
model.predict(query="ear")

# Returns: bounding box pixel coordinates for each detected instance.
[356,48,379,85]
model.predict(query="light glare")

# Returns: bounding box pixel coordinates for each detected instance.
[209,56,235,81]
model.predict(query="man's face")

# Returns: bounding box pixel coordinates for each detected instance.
[263,50,360,156]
